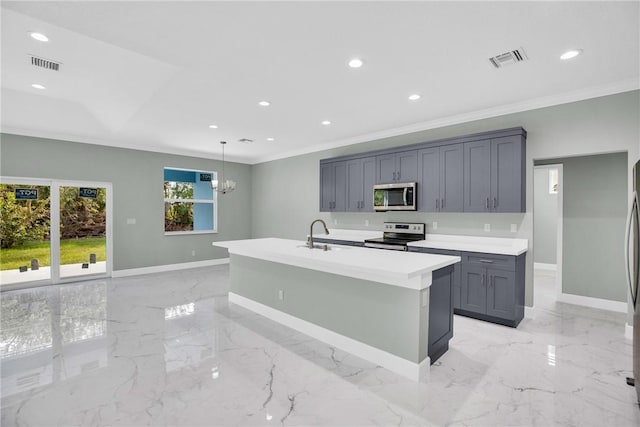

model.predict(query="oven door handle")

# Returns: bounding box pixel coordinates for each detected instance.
[403,187,408,206]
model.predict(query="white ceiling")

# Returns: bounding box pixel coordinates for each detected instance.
[1,1,638,164]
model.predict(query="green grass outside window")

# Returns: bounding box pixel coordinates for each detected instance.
[0,237,106,270]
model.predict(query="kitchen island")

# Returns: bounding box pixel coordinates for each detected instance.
[212,238,460,381]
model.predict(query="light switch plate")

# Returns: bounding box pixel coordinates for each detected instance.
[484,223,491,232]
[510,223,518,233]
[365,219,369,226]
[278,290,284,301]
[126,218,136,225]
[333,218,337,225]
[432,222,438,230]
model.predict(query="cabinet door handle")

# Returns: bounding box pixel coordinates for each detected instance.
[486,197,490,210]
[481,273,485,286]
[392,172,396,181]
[397,171,401,180]
[436,199,439,209]
[489,275,494,286]
[493,197,497,209]
[442,198,445,209]
[479,259,494,263]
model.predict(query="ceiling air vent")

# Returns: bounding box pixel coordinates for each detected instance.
[29,55,61,71]
[489,48,527,68]
[238,138,253,144]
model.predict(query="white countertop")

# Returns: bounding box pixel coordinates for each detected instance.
[317,229,528,256]
[213,238,460,290]
[407,234,528,256]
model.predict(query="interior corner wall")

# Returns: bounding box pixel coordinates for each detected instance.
[251,90,640,309]
[533,166,558,265]
[0,133,252,271]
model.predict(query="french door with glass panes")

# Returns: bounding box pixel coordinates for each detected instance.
[0,177,112,289]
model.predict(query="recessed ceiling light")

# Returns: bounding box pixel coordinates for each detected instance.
[31,83,46,90]
[258,101,271,107]
[321,120,331,126]
[560,49,582,60]
[348,58,364,68]
[29,32,49,42]
[408,94,421,101]
[266,137,275,142]
[208,124,218,129]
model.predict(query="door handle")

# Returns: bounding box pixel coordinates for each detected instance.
[625,191,638,306]
[481,273,485,286]
[479,259,494,263]
[392,172,396,181]
[489,275,494,286]
[403,187,408,206]
[436,199,439,210]
[486,197,489,210]
[442,198,445,210]
[493,197,497,209]
[397,171,401,180]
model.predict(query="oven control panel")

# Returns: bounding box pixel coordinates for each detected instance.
[383,222,425,235]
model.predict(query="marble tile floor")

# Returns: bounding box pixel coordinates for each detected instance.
[1,265,638,426]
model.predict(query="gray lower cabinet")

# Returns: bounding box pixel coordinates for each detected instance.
[417,144,463,212]
[320,161,347,212]
[410,247,525,327]
[463,135,525,213]
[408,246,461,310]
[459,252,525,327]
[346,157,375,212]
[375,150,418,184]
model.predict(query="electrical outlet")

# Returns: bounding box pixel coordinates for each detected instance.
[278,290,284,301]
[191,250,196,256]
[510,224,518,233]
[432,221,438,230]
[333,218,337,225]
[484,223,491,232]
[126,218,136,225]
[365,219,369,226]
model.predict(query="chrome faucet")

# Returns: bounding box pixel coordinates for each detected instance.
[307,219,330,249]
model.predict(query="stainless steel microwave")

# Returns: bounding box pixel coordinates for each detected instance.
[373,182,417,211]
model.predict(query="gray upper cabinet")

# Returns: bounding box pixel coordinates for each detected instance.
[463,140,492,212]
[418,144,463,212]
[321,127,526,214]
[375,150,418,184]
[319,161,347,212]
[464,135,525,213]
[346,157,375,212]
[491,136,525,212]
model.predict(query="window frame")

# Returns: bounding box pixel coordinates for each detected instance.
[163,167,218,236]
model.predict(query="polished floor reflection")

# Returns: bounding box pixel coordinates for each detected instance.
[1,265,638,426]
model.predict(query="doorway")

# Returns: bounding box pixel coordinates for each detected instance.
[0,177,112,289]
[533,164,563,307]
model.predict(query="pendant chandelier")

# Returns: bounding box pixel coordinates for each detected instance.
[211,141,236,194]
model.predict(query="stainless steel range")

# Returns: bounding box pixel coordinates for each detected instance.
[364,222,426,251]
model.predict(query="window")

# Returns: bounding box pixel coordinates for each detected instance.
[549,168,559,194]
[164,168,216,234]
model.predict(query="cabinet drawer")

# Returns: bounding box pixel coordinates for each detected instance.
[464,253,515,271]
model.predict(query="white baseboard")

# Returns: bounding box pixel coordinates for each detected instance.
[524,305,535,319]
[557,292,627,313]
[113,258,229,278]
[228,292,430,382]
[625,323,633,340]
[534,263,557,271]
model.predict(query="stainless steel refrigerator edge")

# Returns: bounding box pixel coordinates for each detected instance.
[625,160,640,405]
